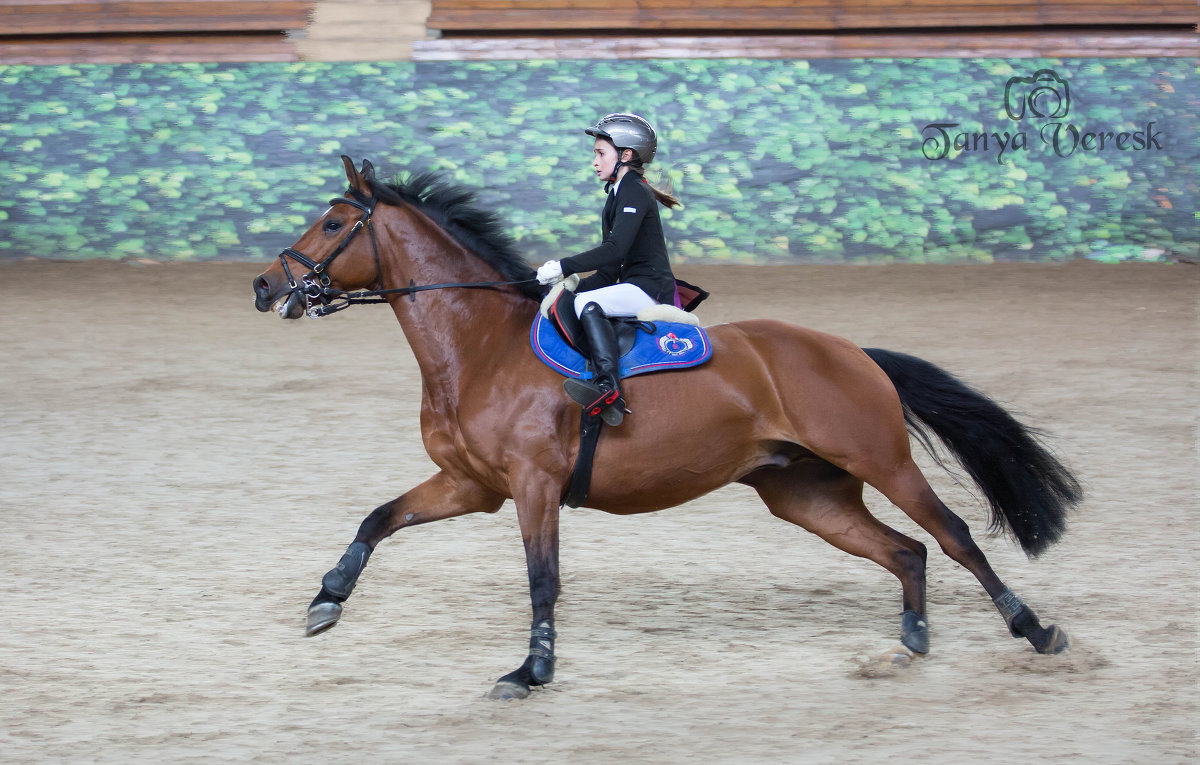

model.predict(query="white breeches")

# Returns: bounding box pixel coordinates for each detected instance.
[573,283,657,318]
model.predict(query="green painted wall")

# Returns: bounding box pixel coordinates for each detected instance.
[0,59,1195,263]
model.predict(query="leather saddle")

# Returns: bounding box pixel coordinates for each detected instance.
[545,287,640,361]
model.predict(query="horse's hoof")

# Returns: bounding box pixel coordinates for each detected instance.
[883,645,915,667]
[306,601,342,637]
[486,680,531,700]
[854,644,916,678]
[1034,624,1069,654]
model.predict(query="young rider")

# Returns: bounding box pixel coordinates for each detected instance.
[536,113,681,427]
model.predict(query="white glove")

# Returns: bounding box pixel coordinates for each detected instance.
[536,260,563,285]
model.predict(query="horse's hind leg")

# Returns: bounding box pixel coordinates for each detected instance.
[306,471,505,636]
[874,462,1069,654]
[741,461,931,654]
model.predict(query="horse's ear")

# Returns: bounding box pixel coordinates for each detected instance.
[341,154,366,194]
[360,159,376,182]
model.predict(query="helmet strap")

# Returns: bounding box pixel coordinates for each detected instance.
[604,160,625,193]
[604,149,635,193]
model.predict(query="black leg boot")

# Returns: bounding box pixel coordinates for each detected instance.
[563,302,626,426]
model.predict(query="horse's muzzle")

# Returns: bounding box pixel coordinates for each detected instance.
[252,274,275,312]
[253,274,304,319]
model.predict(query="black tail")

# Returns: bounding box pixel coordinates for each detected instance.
[863,348,1082,557]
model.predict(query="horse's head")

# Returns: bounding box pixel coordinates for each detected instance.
[253,156,387,319]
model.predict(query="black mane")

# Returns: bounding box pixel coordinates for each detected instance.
[365,171,543,301]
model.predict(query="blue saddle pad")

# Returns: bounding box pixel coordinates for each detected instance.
[530,312,712,380]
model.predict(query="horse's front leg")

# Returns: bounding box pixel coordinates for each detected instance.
[487,482,561,700]
[306,471,504,636]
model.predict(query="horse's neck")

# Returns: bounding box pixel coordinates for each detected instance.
[377,209,531,400]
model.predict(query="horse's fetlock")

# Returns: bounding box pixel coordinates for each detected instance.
[1010,606,1042,637]
[900,609,930,654]
[530,656,555,685]
[527,619,557,685]
[993,587,1030,638]
[322,541,372,599]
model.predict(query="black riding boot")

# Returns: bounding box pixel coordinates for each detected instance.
[563,302,626,426]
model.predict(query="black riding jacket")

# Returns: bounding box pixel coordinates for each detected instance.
[559,174,676,304]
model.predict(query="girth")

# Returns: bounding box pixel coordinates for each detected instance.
[550,288,610,509]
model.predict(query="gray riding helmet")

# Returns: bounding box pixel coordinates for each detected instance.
[585,113,657,164]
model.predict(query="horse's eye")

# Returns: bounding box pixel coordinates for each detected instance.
[324,219,342,233]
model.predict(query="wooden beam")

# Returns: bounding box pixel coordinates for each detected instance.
[0,32,303,63]
[412,30,1200,60]
[0,1,314,35]
[425,0,1199,32]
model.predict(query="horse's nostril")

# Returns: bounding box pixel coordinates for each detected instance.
[253,275,278,313]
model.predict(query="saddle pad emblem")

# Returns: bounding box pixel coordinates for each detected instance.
[530,313,711,380]
[658,332,694,356]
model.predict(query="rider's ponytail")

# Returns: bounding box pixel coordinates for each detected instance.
[646,179,681,209]
[627,162,680,209]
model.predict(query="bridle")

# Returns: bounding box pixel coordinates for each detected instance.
[275,191,536,318]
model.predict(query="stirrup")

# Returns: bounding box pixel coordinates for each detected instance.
[563,378,625,426]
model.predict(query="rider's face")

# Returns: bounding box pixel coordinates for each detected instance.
[592,139,630,182]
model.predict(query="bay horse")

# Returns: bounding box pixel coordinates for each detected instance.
[252,157,1081,700]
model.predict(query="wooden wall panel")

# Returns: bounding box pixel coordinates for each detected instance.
[0,1,314,63]
[426,0,1198,32]
[412,31,1200,60]
[0,1,313,35]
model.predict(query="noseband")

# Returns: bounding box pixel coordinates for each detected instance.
[276,191,534,318]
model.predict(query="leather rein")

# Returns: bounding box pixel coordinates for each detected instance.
[276,192,536,318]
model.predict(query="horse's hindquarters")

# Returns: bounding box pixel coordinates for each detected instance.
[575,319,915,512]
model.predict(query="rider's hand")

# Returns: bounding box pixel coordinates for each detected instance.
[536,260,563,285]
